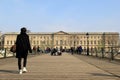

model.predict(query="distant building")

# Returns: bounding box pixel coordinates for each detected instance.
[1,31,119,51]
[118,35,120,47]
[0,32,2,48]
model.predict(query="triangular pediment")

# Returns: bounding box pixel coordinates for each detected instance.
[54,31,69,35]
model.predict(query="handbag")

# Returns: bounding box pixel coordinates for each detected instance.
[10,44,16,53]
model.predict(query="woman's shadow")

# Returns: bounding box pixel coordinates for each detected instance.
[0,69,18,74]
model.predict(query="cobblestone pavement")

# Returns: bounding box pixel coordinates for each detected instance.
[0,53,119,80]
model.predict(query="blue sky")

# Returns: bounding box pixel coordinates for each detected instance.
[0,0,120,33]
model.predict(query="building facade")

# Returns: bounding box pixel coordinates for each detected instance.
[0,32,2,48]
[1,31,119,51]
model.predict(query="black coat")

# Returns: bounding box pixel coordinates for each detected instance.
[16,33,32,58]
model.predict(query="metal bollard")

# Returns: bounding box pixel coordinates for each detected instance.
[111,47,114,60]
[4,48,6,58]
[101,48,104,58]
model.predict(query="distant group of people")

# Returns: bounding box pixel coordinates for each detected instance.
[51,47,62,56]
[70,46,83,55]
[32,46,51,54]
[32,46,64,56]
[32,46,43,54]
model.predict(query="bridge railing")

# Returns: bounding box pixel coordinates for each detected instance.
[0,48,45,59]
[81,47,120,61]
[0,48,15,58]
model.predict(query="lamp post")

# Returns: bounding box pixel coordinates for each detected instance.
[74,41,75,48]
[102,32,105,58]
[51,34,54,48]
[86,32,89,55]
[73,35,76,48]
[72,35,76,54]
[30,36,33,48]
[111,34,114,60]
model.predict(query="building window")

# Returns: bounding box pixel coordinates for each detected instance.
[98,36,100,39]
[34,41,35,45]
[33,36,36,39]
[11,41,12,45]
[94,41,96,44]
[94,36,96,39]
[80,41,82,44]
[60,40,63,45]
[91,41,93,45]
[77,41,79,44]
[84,36,86,39]
[37,41,39,44]
[84,41,86,45]
[91,36,93,39]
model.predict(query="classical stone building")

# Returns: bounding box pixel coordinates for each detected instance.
[1,31,119,51]
[0,32,2,48]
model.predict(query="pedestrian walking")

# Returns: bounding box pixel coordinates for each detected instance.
[15,27,32,74]
[33,46,37,54]
[37,46,41,54]
[70,47,74,55]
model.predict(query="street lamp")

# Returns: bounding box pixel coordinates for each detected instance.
[86,32,89,55]
[111,34,114,60]
[51,34,54,48]
[102,32,105,58]
[74,41,75,48]
[73,35,76,48]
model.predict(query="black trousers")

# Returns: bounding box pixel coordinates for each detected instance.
[18,57,27,70]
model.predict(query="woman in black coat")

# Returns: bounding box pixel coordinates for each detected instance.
[16,27,32,74]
